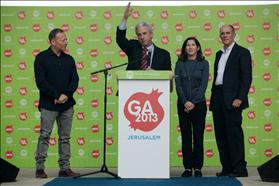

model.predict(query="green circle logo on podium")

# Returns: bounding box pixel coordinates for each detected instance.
[126,71,134,79]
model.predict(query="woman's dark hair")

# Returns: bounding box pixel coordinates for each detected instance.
[178,37,204,62]
[48,28,64,42]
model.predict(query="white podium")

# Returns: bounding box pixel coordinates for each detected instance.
[117,70,172,178]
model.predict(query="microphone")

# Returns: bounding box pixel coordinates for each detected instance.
[126,50,149,66]
[128,56,144,64]
[147,49,152,67]
[147,50,151,60]
[120,47,153,69]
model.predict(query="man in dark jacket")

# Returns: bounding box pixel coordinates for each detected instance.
[210,24,252,177]
[34,28,80,178]
[116,2,171,71]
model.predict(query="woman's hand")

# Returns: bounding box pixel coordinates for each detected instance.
[184,101,195,112]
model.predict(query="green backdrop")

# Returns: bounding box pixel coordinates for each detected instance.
[1,4,278,168]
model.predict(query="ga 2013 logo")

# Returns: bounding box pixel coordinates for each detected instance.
[124,89,164,132]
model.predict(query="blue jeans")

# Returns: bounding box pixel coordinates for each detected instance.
[35,107,74,171]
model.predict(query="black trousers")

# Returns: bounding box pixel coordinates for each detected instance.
[177,101,207,170]
[211,86,247,173]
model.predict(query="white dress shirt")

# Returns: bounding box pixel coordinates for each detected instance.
[118,20,127,30]
[215,42,235,85]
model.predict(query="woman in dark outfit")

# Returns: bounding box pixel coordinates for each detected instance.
[175,37,209,177]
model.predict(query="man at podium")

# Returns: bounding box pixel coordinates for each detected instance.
[116,2,172,71]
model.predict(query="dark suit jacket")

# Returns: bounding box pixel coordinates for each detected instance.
[116,27,171,70]
[210,43,252,111]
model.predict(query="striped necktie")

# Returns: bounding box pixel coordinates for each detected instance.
[140,47,148,70]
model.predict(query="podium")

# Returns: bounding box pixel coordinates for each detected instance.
[117,70,172,178]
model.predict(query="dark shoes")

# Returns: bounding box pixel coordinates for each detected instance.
[182,169,203,177]
[58,169,80,177]
[216,171,230,177]
[216,169,248,177]
[229,171,248,177]
[181,169,192,177]
[194,169,202,177]
[36,169,80,178]
[36,169,48,178]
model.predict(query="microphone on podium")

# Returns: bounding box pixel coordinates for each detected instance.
[146,48,152,68]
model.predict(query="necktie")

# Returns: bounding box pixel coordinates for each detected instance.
[140,47,148,70]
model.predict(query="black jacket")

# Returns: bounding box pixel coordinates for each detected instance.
[210,43,252,110]
[34,47,79,111]
[116,27,171,70]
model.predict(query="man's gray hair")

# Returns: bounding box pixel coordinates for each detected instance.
[220,24,236,34]
[135,22,153,34]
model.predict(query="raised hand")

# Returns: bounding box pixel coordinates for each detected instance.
[123,2,133,21]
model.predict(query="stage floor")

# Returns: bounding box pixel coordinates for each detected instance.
[1,167,278,186]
